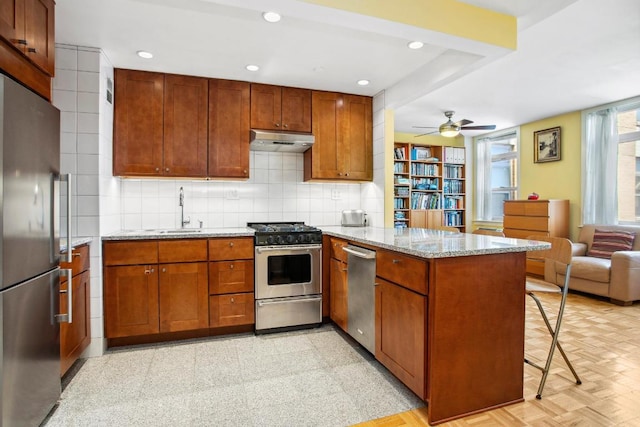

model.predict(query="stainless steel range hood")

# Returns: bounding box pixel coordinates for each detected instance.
[250,129,315,153]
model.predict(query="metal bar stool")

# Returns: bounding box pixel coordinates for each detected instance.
[525,235,582,399]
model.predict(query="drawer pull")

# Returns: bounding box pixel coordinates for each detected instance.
[230,297,235,303]
[162,268,166,273]
[392,259,401,264]
[72,252,81,258]
[229,264,234,269]
[14,39,27,45]
[27,47,37,53]
[229,242,234,247]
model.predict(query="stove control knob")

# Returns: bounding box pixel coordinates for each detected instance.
[274,235,283,244]
[303,234,311,243]
[287,235,295,244]
[266,236,274,245]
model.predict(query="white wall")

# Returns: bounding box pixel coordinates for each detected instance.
[360,91,386,227]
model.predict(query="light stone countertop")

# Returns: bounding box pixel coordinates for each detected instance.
[60,237,94,252]
[102,227,255,241]
[320,226,550,259]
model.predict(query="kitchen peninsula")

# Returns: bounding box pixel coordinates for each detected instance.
[103,226,547,425]
[322,226,546,424]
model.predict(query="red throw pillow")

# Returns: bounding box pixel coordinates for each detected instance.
[587,229,636,259]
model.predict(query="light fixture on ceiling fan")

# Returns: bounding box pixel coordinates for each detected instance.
[413,111,496,137]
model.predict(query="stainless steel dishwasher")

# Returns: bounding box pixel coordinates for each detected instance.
[343,245,376,353]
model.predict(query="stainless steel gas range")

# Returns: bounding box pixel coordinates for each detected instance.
[248,222,323,333]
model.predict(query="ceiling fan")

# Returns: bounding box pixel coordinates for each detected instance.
[413,111,496,137]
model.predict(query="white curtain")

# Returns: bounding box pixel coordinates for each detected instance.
[582,107,619,224]
[475,138,492,221]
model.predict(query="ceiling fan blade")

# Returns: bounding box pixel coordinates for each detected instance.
[412,126,438,129]
[453,119,473,127]
[414,131,438,137]
[461,125,496,130]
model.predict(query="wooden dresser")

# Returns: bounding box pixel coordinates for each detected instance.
[503,199,569,276]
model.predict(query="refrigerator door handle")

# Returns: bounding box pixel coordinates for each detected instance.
[56,268,73,323]
[62,174,72,263]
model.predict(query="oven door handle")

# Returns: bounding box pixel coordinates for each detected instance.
[256,245,321,254]
[257,295,322,306]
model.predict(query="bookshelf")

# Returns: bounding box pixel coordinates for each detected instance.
[392,142,466,231]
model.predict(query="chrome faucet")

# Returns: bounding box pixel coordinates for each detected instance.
[179,186,190,228]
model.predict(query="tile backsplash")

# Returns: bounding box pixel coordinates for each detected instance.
[120,151,363,230]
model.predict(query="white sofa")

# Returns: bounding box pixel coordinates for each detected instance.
[555,224,640,305]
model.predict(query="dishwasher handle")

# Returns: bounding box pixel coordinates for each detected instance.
[343,245,376,259]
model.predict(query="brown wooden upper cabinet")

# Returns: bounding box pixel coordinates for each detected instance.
[209,79,250,178]
[114,69,209,177]
[0,0,55,75]
[304,91,373,181]
[250,84,311,133]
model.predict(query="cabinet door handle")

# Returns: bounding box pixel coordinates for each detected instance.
[155,167,160,172]
[374,282,380,287]
[162,268,166,273]
[229,264,234,269]
[230,297,235,303]
[274,123,280,127]
[13,39,27,45]
[345,173,349,177]
[243,169,248,175]
[27,47,37,53]
[229,242,234,247]
[165,168,170,172]
[72,252,81,258]
[392,259,401,264]
[144,268,151,275]
[338,173,343,176]
[283,124,288,129]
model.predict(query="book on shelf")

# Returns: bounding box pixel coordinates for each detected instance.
[443,147,466,164]
[394,146,408,160]
[410,192,441,209]
[410,162,439,176]
[395,176,410,185]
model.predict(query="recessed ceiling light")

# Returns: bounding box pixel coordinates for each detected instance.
[357,79,370,86]
[407,41,424,50]
[136,50,153,59]
[262,11,281,23]
[246,64,260,72]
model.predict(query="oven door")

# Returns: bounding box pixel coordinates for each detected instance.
[255,245,321,299]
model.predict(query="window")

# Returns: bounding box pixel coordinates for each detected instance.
[582,98,640,225]
[474,130,519,221]
[617,107,640,223]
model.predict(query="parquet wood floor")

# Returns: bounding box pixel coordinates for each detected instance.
[354,291,640,426]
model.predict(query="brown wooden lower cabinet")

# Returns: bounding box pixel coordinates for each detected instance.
[329,257,348,331]
[158,262,209,332]
[104,264,160,338]
[60,243,92,376]
[209,293,254,327]
[375,277,426,399]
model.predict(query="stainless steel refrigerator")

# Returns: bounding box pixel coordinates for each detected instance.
[0,74,72,426]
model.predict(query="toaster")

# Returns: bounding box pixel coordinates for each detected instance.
[341,209,367,227]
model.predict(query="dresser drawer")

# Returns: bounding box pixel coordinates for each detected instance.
[103,241,158,266]
[158,239,208,263]
[208,238,254,261]
[504,201,549,216]
[504,229,550,239]
[503,215,551,232]
[209,260,254,294]
[376,249,428,295]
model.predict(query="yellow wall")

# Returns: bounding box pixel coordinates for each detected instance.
[519,112,582,240]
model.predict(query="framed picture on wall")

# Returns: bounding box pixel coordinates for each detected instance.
[534,126,561,163]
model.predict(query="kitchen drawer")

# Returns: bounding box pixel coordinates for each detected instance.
[504,229,550,239]
[503,215,550,232]
[504,201,549,216]
[376,249,428,295]
[61,244,90,277]
[158,239,208,263]
[209,292,255,327]
[103,241,158,266]
[330,237,349,263]
[208,238,253,261]
[209,260,254,294]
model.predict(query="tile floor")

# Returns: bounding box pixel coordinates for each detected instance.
[44,324,423,426]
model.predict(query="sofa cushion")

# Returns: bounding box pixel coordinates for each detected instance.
[587,229,635,259]
[571,256,611,283]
